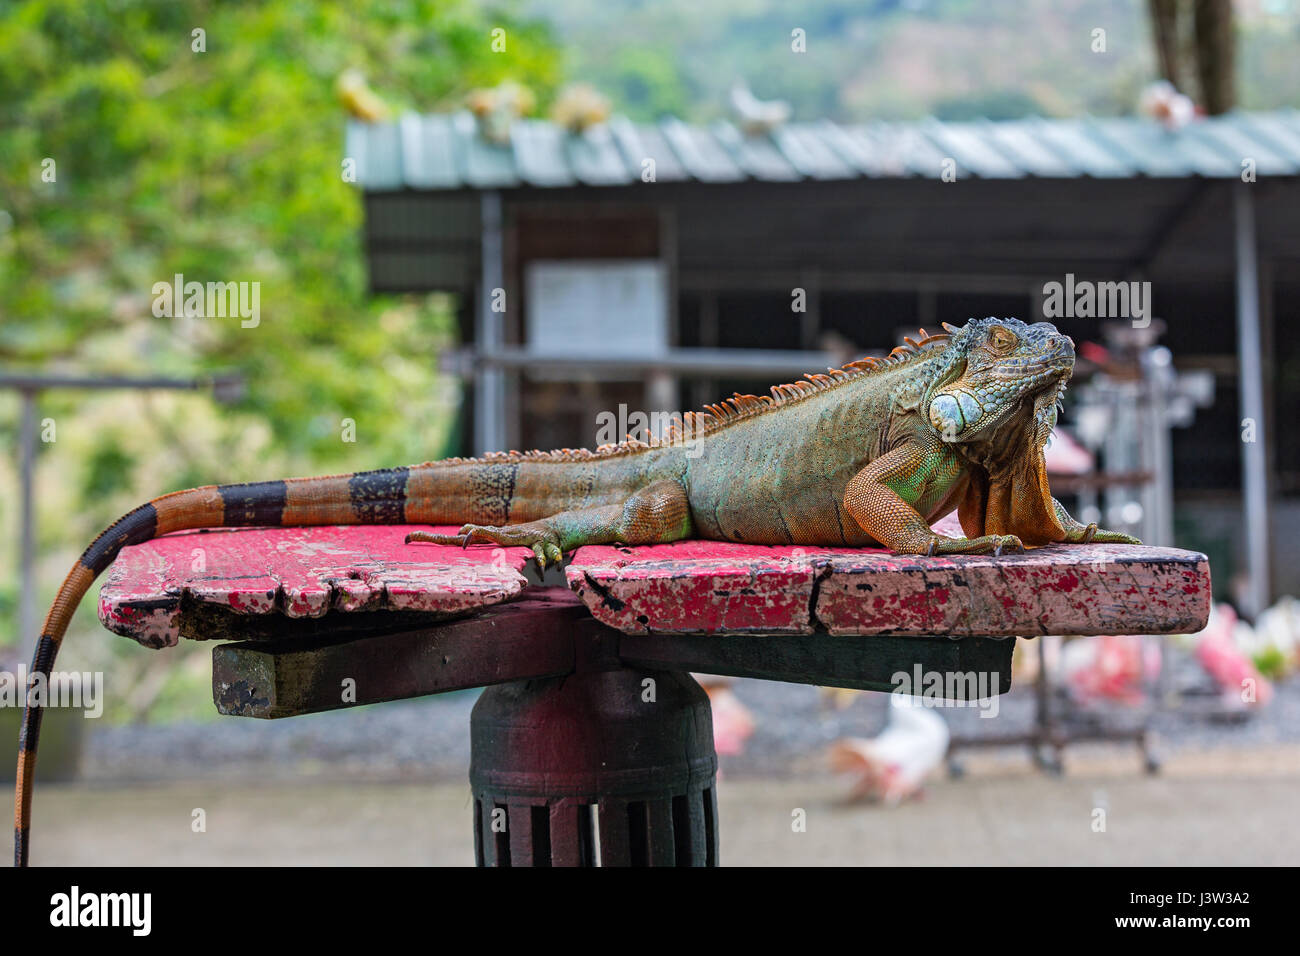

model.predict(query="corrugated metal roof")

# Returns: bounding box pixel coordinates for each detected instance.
[347,109,1300,191]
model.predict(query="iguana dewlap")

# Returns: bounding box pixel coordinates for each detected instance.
[13,316,1135,865]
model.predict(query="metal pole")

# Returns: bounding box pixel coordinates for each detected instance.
[475,191,506,455]
[1142,348,1175,547]
[18,388,37,661]
[1234,184,1270,619]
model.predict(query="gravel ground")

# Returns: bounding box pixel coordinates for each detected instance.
[77,641,1300,784]
[12,767,1300,866]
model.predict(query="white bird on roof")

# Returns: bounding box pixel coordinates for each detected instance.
[730,80,791,135]
[1138,80,1196,131]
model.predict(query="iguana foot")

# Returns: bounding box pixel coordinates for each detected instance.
[1051,498,1141,545]
[922,533,1024,556]
[406,523,565,570]
[1061,523,1141,545]
[405,482,692,573]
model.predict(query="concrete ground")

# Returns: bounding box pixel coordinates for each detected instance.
[10,744,1298,865]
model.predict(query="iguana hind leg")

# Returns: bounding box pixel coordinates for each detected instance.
[407,479,693,569]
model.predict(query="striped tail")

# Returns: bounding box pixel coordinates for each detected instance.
[12,465,428,866]
[14,452,651,865]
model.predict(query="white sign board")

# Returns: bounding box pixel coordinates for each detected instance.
[525,260,668,357]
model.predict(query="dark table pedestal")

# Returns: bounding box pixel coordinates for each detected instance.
[471,668,718,867]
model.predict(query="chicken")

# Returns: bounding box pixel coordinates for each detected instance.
[829,693,949,806]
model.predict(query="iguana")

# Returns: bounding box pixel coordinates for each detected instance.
[13,316,1136,865]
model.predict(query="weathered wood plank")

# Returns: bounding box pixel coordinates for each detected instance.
[100,525,533,648]
[568,541,820,634]
[210,585,1017,719]
[816,545,1210,637]
[568,540,1211,638]
[211,590,584,718]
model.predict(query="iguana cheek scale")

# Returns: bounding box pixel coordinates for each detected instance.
[13,316,1136,865]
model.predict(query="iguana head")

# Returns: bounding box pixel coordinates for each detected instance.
[923,317,1075,546]
[926,317,1073,447]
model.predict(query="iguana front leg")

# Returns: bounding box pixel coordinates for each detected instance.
[844,443,1024,555]
[406,480,693,569]
[1051,497,1141,545]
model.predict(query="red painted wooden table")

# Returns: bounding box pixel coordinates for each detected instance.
[98,524,1211,866]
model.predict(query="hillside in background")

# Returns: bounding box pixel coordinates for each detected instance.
[528,0,1300,121]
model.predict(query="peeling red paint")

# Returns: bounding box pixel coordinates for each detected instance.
[100,527,1214,646]
[569,540,1212,638]
[99,525,532,647]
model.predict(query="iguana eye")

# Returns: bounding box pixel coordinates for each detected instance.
[988,327,1016,351]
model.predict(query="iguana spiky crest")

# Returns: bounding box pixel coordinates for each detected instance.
[437,328,953,464]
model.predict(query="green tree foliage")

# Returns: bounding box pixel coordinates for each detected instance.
[0,0,560,713]
[1,1,557,459]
